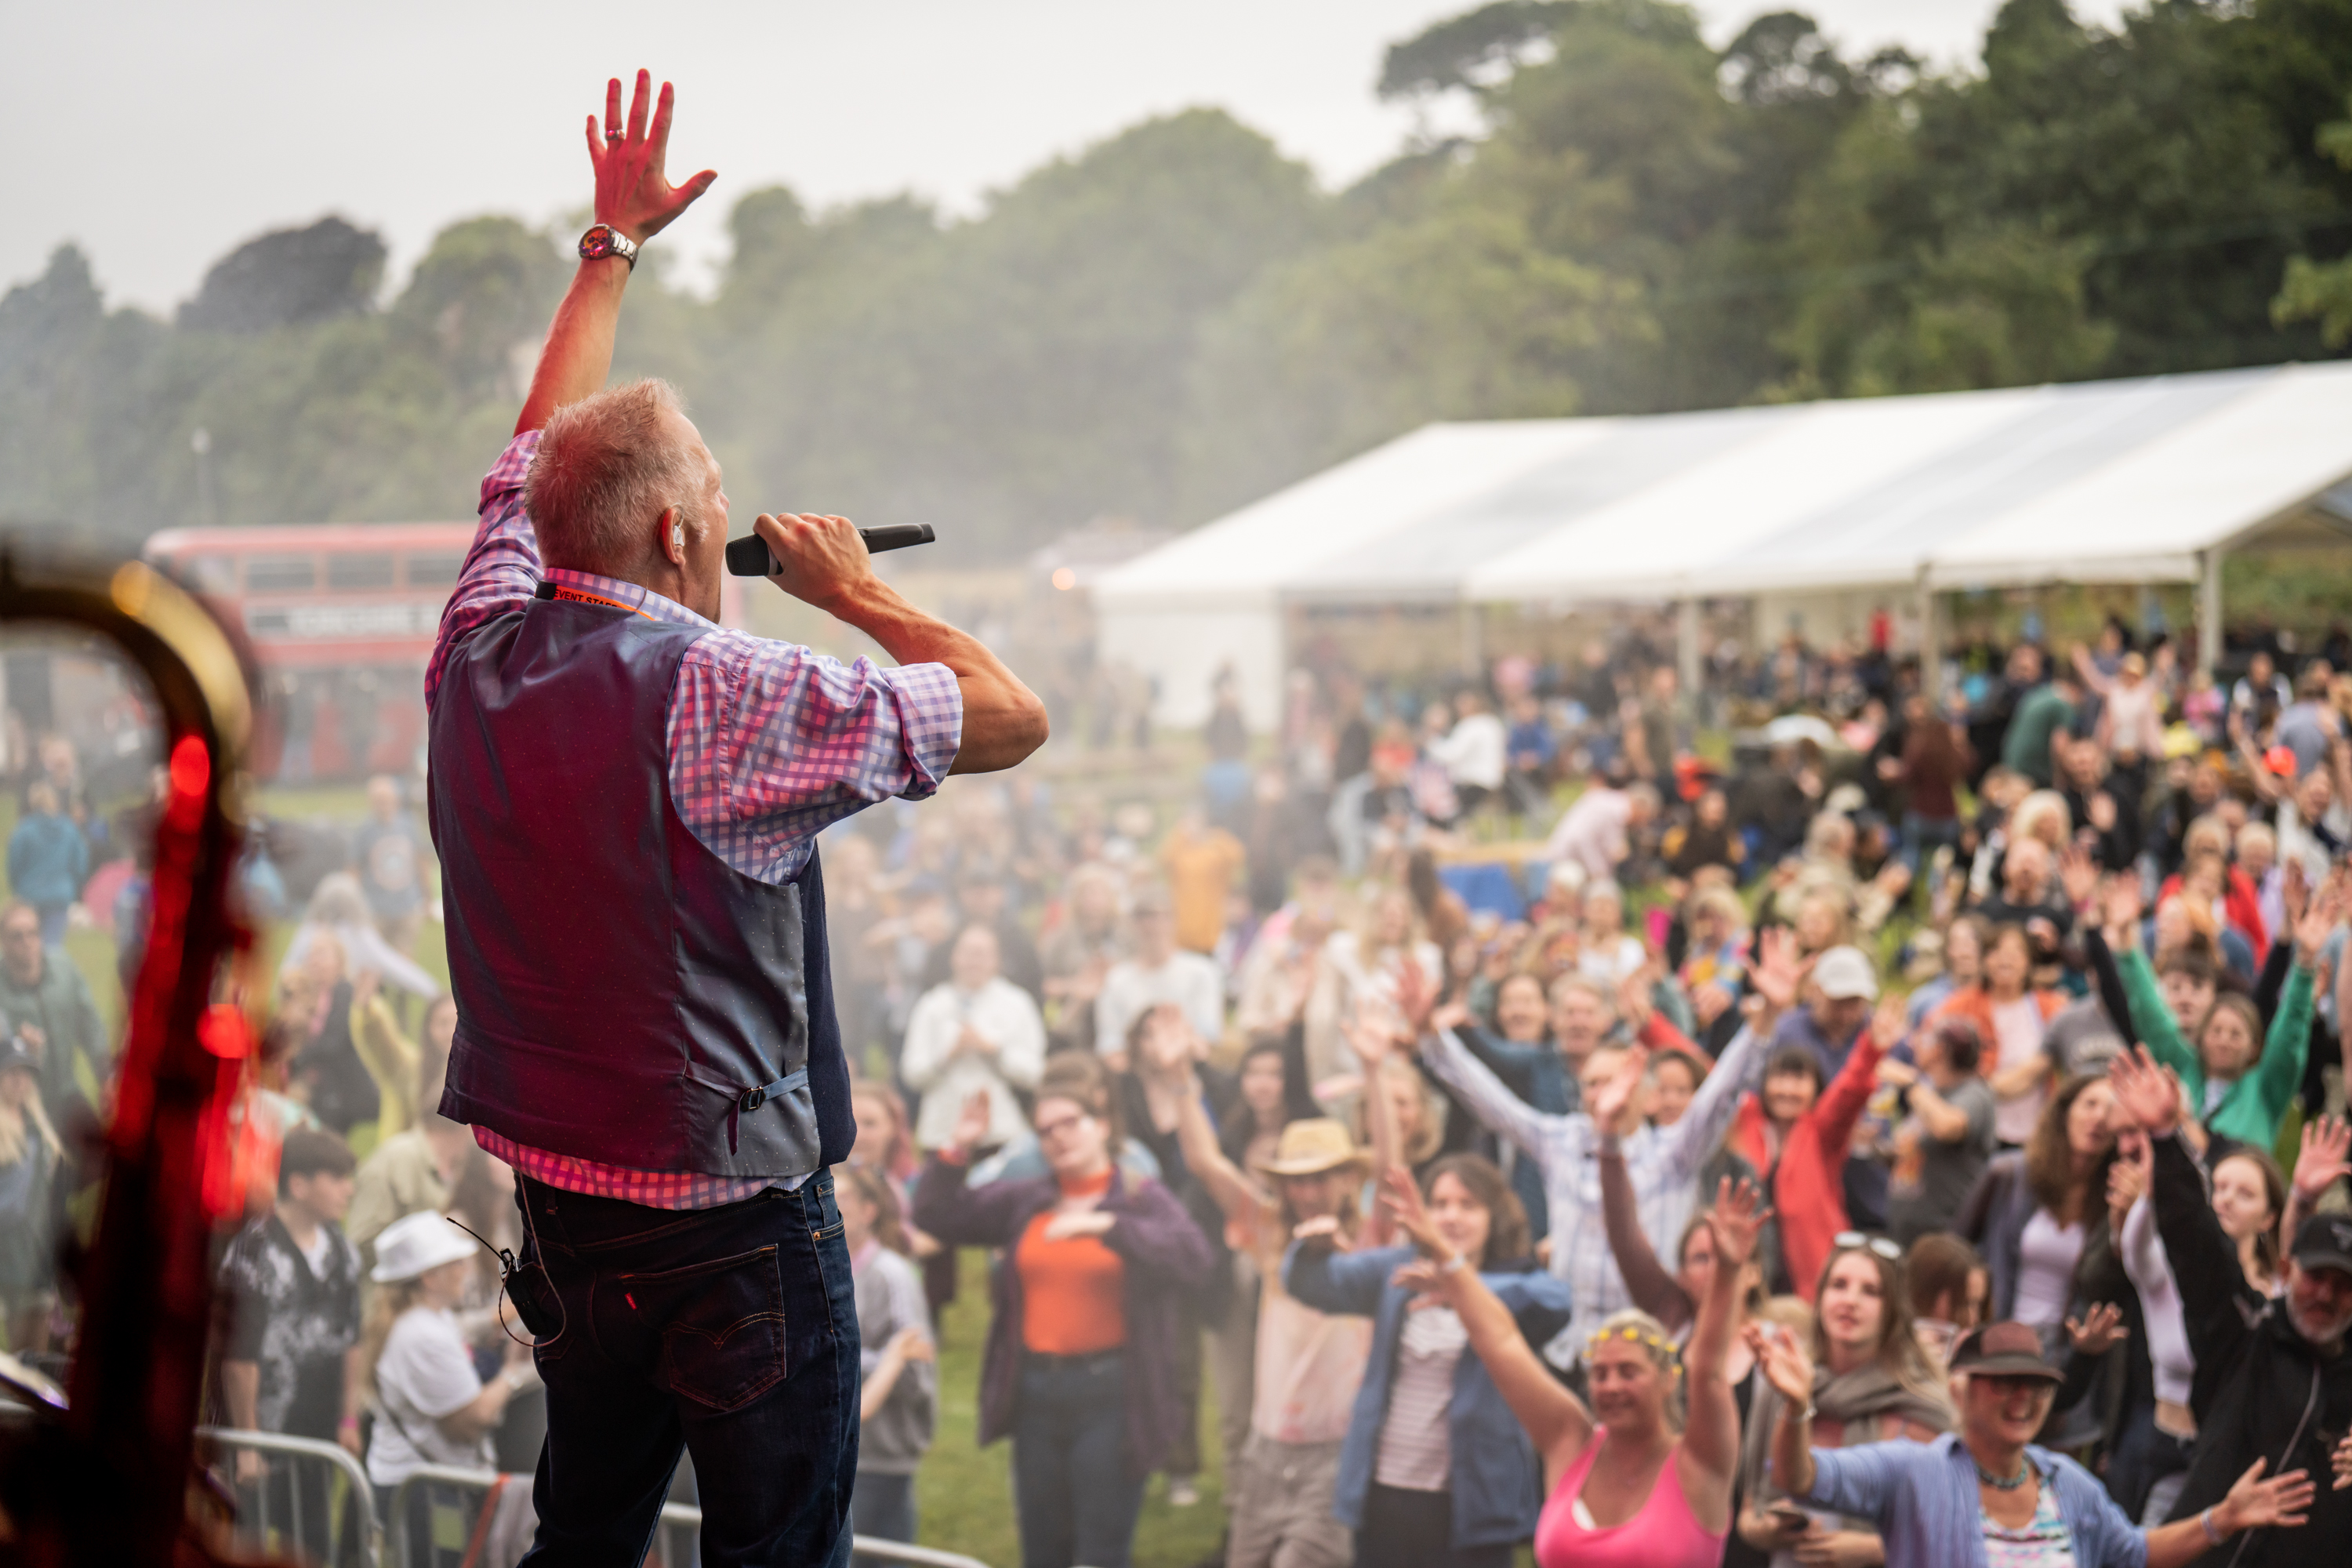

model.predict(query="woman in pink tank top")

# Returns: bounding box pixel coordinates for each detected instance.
[1381,1054,1760,1568]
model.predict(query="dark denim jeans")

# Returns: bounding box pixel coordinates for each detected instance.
[1353,1483,1512,1568]
[1011,1351,1145,1568]
[514,1171,858,1568]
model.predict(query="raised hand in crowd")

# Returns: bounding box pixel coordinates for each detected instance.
[2059,844,2101,912]
[1617,956,1660,1034]
[1585,1043,1649,1134]
[1379,1166,1453,1279]
[2285,1115,2351,1241]
[2335,1432,2352,1492]
[2065,1301,2131,1356]
[2292,872,2350,964]
[944,1087,994,1161]
[1745,925,1807,1029]
[1748,1317,1816,1410]
[2103,873,2144,950]
[1704,1174,1769,1276]
[1870,989,1911,1055]
[2292,1116,2350,1203]
[2283,858,2311,938]
[2107,1044,2182,1136]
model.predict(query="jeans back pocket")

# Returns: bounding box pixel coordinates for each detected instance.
[626,1244,789,1413]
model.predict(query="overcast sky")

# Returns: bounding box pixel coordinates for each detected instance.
[11,0,2130,314]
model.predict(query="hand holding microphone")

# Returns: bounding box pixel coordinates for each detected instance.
[725,515,934,579]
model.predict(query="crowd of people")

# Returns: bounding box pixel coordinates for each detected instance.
[16,612,2352,1568]
[819,617,2352,1568]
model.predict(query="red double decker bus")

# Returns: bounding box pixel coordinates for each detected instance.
[143,522,477,782]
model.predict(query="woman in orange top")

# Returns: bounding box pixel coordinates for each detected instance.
[915,1084,1213,1568]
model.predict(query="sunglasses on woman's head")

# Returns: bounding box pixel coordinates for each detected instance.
[1834,1232,1903,1262]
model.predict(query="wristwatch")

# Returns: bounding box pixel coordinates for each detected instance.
[578,223,639,270]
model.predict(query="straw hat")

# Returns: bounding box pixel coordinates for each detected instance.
[1250,1118,1370,1178]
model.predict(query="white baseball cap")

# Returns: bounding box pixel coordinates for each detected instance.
[370,1210,480,1284]
[1814,946,1879,1002]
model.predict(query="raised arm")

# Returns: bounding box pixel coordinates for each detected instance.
[515,72,716,436]
[1421,1022,1555,1162]
[1158,1018,1274,1225]
[757,516,1048,775]
[2110,1047,2252,1367]
[1599,1134,1693,1330]
[1809,1000,1892,1160]
[1679,1179,1766,1514]
[1381,1169,1593,1474]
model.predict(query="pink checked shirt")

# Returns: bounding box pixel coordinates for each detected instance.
[430,430,963,1208]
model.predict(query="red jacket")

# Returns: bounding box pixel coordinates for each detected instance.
[1730,1022,1887,1302]
[2156,867,2268,960]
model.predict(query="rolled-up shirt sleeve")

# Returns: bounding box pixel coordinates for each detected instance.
[670,630,963,882]
[426,430,545,709]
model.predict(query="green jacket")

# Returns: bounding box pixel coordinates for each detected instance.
[0,956,108,1130]
[2118,946,2311,1149]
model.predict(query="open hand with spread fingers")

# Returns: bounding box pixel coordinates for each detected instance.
[1704,1175,1770,1272]
[2064,1302,2129,1356]
[1746,1319,1814,1407]
[2215,1458,2314,1533]
[2106,1044,2180,1136]
[589,70,718,244]
[2293,1116,2351,1204]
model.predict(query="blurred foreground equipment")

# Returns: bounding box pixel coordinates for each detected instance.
[0,544,259,1566]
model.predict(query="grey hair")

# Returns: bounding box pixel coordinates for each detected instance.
[525,379,708,573]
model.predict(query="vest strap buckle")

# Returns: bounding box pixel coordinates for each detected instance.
[721,1069,811,1154]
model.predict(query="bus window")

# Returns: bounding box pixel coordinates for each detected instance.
[185,554,238,594]
[326,553,396,590]
[245,555,316,592]
[404,552,465,588]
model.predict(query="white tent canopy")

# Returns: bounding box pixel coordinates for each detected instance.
[1094,362,2352,728]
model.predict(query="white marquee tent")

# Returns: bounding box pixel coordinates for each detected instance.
[1094,361,2352,730]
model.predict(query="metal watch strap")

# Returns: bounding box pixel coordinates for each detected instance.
[579,223,639,270]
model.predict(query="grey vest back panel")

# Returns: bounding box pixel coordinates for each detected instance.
[429,592,840,1177]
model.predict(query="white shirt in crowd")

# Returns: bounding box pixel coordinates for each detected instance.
[1429,711,1508,792]
[901,978,1046,1149]
[1095,949,1225,1057]
[1374,1304,1465,1492]
[1544,787,1635,882]
[368,1305,492,1488]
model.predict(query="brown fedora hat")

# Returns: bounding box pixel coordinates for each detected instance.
[1251,1118,1371,1178]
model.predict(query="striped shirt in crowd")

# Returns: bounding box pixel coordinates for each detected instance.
[1421,1018,1763,1364]
[1802,1435,2147,1568]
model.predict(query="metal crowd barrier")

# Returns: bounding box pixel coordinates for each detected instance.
[383,1461,992,1568]
[195,1425,381,1567]
[193,1430,997,1568]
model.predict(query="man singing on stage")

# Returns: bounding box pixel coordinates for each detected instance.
[426,71,1047,1566]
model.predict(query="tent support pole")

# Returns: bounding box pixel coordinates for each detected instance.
[1918,572,1940,704]
[1677,597,1701,698]
[2198,548,2224,677]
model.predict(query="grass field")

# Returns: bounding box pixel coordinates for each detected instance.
[913,1249,1229,1568]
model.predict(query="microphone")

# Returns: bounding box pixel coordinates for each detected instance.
[724,524,936,577]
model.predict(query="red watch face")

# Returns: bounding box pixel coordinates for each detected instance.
[582,227,613,258]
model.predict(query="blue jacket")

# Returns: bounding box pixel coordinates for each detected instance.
[1283,1241,1572,1551]
[6,812,87,908]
